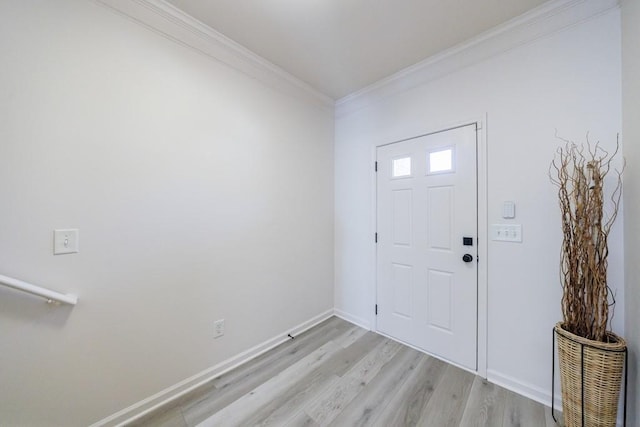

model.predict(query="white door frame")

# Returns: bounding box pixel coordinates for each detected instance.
[370,116,488,378]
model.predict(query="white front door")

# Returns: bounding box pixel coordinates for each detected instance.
[376,124,478,370]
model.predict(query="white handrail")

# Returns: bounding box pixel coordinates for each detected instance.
[0,274,78,305]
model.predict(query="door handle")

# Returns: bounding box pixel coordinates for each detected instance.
[462,254,473,263]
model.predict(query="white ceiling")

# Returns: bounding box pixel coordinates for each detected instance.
[165,0,549,100]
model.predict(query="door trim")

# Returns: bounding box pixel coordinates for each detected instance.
[371,116,488,378]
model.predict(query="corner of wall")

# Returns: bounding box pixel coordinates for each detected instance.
[621,0,640,423]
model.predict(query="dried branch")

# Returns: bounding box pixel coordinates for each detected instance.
[550,135,623,342]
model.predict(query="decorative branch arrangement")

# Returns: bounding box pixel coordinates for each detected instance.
[550,135,623,342]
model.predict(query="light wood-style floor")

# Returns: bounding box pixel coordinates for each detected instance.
[128,317,561,427]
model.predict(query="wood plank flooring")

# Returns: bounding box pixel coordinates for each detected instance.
[127,317,561,427]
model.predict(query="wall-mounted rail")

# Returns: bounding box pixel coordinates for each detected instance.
[0,274,78,305]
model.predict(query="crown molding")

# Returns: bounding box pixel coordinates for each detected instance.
[335,0,620,118]
[93,0,334,109]
[92,0,619,115]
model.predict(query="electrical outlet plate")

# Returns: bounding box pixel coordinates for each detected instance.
[214,319,225,338]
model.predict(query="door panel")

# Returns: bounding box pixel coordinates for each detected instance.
[427,269,453,331]
[427,186,453,250]
[392,263,412,318]
[376,124,478,370]
[392,189,412,246]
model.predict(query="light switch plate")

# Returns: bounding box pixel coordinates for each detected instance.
[54,229,79,255]
[491,224,522,242]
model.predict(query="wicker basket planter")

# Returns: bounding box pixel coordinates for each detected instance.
[555,322,626,427]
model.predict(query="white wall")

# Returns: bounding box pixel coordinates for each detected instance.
[622,0,640,424]
[0,1,334,425]
[335,8,623,404]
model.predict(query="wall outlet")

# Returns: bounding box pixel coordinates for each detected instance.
[213,319,225,338]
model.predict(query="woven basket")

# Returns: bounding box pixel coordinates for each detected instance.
[555,322,626,427]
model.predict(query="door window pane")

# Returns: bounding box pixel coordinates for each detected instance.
[393,157,411,177]
[428,148,453,173]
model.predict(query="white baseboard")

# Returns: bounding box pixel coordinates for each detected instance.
[333,308,372,330]
[96,312,626,427]
[488,369,626,427]
[90,309,334,427]
[487,369,561,410]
